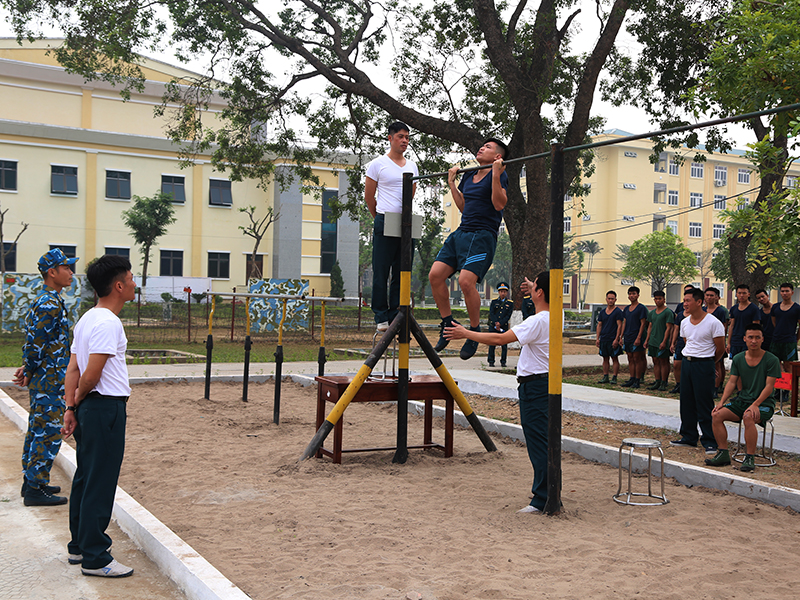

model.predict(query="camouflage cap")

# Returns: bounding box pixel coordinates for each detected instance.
[38,248,79,273]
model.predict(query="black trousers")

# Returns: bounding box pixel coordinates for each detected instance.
[68,396,127,569]
[678,358,716,446]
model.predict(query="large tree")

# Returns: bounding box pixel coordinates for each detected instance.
[606,0,800,290]
[4,0,642,296]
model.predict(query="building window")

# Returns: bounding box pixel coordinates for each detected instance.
[737,198,749,210]
[563,277,570,295]
[714,283,725,298]
[713,195,726,210]
[667,220,678,235]
[104,247,130,258]
[668,190,679,206]
[160,250,183,276]
[105,170,131,200]
[321,189,338,273]
[208,252,230,279]
[669,159,679,176]
[689,222,702,238]
[161,175,186,203]
[738,168,751,184]
[713,224,726,239]
[653,183,666,204]
[654,152,667,173]
[690,162,704,179]
[786,175,798,189]
[564,216,571,233]
[714,165,727,186]
[694,252,702,267]
[209,179,232,206]
[690,192,703,208]
[0,160,17,191]
[1,242,17,271]
[652,214,666,232]
[49,244,77,272]
[246,255,263,279]
[51,166,78,195]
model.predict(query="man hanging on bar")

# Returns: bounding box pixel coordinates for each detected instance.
[429,138,509,359]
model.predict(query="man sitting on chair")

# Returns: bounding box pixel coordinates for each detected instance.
[705,323,781,473]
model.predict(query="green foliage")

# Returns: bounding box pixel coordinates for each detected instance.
[121,192,176,285]
[621,231,698,292]
[329,261,345,297]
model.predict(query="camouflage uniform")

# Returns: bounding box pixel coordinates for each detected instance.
[21,286,70,487]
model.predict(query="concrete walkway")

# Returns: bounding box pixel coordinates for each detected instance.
[2,353,800,599]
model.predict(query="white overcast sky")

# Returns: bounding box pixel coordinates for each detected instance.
[0,0,754,149]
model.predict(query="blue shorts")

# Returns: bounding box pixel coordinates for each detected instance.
[434,229,497,283]
[623,342,644,354]
[598,340,622,358]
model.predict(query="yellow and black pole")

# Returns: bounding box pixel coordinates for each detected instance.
[318,300,327,376]
[204,294,216,400]
[544,143,565,515]
[392,172,414,463]
[273,298,288,424]
[242,297,252,402]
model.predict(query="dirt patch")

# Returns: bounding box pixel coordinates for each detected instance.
[5,381,800,600]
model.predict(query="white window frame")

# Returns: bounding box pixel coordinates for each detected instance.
[713,195,726,210]
[689,222,702,238]
[737,168,751,184]
[689,192,703,208]
[713,224,725,239]
[667,220,678,235]
[563,216,571,233]
[690,162,704,179]
[667,190,679,206]
[669,160,679,176]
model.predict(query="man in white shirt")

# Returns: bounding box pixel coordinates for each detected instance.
[364,121,418,331]
[445,271,552,513]
[62,255,137,577]
[671,287,726,454]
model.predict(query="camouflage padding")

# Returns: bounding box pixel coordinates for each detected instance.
[22,391,64,486]
[248,279,310,332]
[2,273,81,333]
[22,287,71,394]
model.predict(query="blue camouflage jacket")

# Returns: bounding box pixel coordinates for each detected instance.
[22,287,70,394]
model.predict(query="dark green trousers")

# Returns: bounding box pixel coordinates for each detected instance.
[67,396,127,569]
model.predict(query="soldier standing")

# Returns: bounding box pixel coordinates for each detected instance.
[13,248,78,506]
[487,282,513,367]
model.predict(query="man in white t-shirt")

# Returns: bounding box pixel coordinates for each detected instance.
[445,271,552,513]
[364,121,418,331]
[62,255,137,578]
[671,287,726,454]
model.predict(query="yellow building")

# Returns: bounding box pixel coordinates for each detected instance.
[0,39,357,296]
[442,129,800,307]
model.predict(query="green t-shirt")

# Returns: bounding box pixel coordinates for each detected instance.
[730,351,782,408]
[647,307,675,347]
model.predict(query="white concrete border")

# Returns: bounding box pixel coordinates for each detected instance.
[0,389,249,600]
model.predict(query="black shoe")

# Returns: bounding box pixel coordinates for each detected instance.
[670,384,681,394]
[704,449,731,467]
[434,317,459,352]
[488,362,495,367]
[500,362,507,367]
[460,326,480,360]
[620,379,634,388]
[669,439,697,448]
[631,378,640,389]
[21,480,61,497]
[610,376,617,384]
[598,375,610,384]
[648,380,661,390]
[703,444,719,455]
[24,485,68,506]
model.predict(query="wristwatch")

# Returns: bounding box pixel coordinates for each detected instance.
[66,406,77,412]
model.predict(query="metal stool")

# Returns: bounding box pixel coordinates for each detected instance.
[371,329,397,380]
[613,438,668,506]
[732,417,776,467]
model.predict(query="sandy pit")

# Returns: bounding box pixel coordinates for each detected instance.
[7,380,800,599]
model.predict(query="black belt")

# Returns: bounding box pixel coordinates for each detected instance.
[86,391,129,402]
[517,373,548,383]
[683,356,714,362]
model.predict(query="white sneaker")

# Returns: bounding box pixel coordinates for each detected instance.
[81,558,134,578]
[517,505,541,513]
[376,321,389,331]
[68,553,82,565]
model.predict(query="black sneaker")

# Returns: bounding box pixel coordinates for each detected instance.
[488,362,495,367]
[500,362,507,367]
[434,317,459,352]
[670,383,681,394]
[703,444,719,455]
[24,485,68,506]
[21,479,61,497]
[460,326,480,360]
[670,439,697,448]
